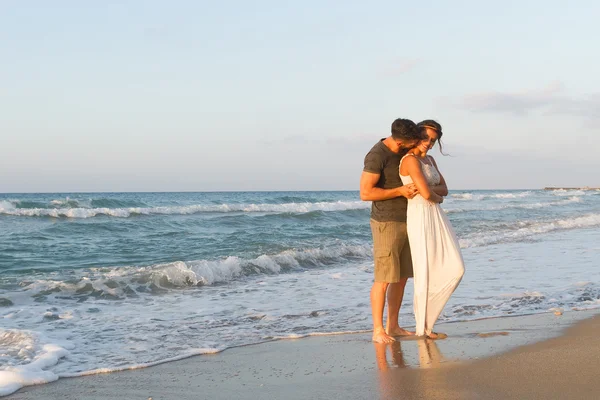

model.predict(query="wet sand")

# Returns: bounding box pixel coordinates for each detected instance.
[6,309,600,400]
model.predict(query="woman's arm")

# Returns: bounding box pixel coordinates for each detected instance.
[402,155,444,203]
[429,156,448,196]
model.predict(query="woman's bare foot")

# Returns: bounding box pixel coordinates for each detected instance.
[425,332,448,340]
[386,326,416,337]
[373,328,396,343]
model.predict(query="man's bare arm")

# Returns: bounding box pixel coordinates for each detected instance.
[360,171,418,201]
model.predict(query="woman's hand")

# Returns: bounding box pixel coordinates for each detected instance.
[398,184,418,199]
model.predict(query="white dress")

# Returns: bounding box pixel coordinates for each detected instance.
[400,155,465,336]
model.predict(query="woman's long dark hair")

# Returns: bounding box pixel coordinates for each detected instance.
[416,119,447,155]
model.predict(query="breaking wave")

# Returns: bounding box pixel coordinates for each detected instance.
[0,200,369,218]
[459,213,600,248]
[9,244,373,300]
[450,191,534,201]
[445,196,581,214]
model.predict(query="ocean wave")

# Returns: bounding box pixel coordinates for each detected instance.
[10,244,373,300]
[1,197,148,211]
[0,200,14,211]
[549,189,587,196]
[8,200,50,209]
[459,213,600,248]
[450,193,475,200]
[450,191,533,201]
[0,200,370,218]
[448,291,545,318]
[49,198,145,209]
[89,199,148,208]
[518,196,582,209]
[445,196,581,214]
[448,284,600,319]
[49,198,88,208]
[490,191,534,199]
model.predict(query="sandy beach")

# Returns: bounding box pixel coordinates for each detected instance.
[6,309,599,400]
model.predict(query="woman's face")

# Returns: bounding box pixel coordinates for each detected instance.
[417,128,439,154]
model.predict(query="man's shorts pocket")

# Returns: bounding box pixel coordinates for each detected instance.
[374,248,394,282]
[375,248,391,260]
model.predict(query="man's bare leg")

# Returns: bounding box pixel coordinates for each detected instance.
[385,278,415,336]
[373,342,390,371]
[371,281,395,343]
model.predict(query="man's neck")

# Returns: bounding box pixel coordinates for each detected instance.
[382,137,400,153]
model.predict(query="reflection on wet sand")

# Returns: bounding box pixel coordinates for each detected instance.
[374,341,406,371]
[417,339,445,368]
[374,338,444,370]
[375,339,463,400]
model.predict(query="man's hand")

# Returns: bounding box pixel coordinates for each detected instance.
[361,172,419,201]
[398,184,418,199]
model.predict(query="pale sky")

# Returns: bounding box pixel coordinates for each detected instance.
[1,0,599,192]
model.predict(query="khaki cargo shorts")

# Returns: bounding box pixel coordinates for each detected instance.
[370,219,413,282]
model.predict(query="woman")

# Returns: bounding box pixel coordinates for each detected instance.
[399,120,465,339]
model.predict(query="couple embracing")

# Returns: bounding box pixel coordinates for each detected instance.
[360,118,465,343]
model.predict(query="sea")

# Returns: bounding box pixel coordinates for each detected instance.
[1,189,600,395]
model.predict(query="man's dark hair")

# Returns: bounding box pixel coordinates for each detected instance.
[391,118,421,141]
[416,119,446,155]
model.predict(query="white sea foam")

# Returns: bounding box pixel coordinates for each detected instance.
[49,198,90,208]
[490,191,533,199]
[498,291,545,299]
[450,193,474,200]
[445,196,581,214]
[0,325,219,396]
[450,191,533,201]
[0,330,70,397]
[459,213,600,248]
[0,200,369,218]
[272,329,369,340]
[520,196,581,209]
[0,201,15,212]
[61,347,222,378]
[550,189,586,196]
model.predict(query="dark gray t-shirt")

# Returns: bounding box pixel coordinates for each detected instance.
[363,139,408,222]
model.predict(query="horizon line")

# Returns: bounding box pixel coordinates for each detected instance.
[0,188,545,195]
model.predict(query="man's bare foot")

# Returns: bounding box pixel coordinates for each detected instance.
[373,329,396,343]
[386,326,415,337]
[425,332,448,340]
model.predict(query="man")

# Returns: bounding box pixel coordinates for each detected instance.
[360,118,424,343]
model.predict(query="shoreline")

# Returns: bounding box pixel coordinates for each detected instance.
[5,308,599,399]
